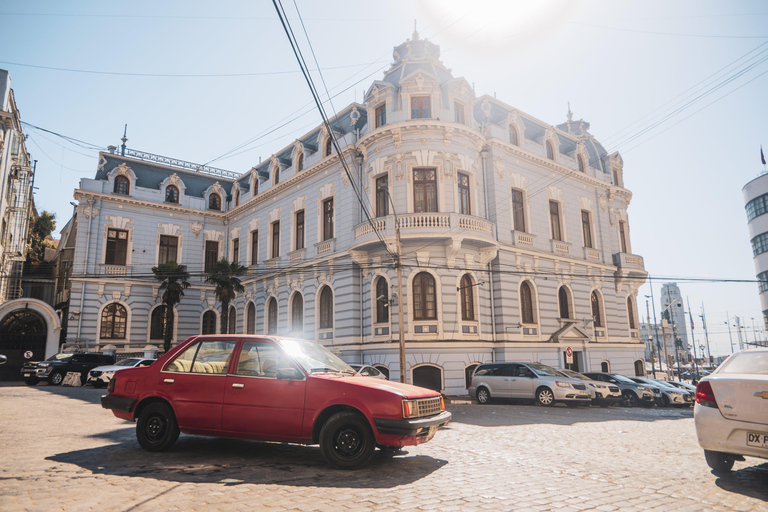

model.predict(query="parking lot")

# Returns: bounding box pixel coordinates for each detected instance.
[1,382,767,512]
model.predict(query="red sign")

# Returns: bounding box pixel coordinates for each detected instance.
[565,347,573,358]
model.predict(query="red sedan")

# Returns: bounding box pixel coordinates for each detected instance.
[101,335,451,469]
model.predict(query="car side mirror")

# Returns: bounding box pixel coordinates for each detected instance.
[276,367,304,380]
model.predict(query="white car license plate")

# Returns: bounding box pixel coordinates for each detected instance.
[23,373,30,377]
[747,432,768,449]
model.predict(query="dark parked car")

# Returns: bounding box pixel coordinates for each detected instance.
[22,352,115,386]
[583,372,660,407]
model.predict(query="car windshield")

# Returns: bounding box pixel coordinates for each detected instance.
[47,354,72,362]
[114,359,141,367]
[279,338,354,374]
[716,350,768,375]
[527,363,560,377]
[560,369,588,380]
[611,374,636,384]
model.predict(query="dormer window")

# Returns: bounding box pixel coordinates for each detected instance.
[454,102,465,125]
[577,154,586,173]
[209,193,221,211]
[375,104,386,128]
[253,177,259,195]
[411,96,431,119]
[234,188,240,206]
[546,140,555,160]
[273,167,280,185]
[114,176,130,195]
[165,185,179,203]
[509,126,519,146]
[325,137,333,157]
[296,153,303,172]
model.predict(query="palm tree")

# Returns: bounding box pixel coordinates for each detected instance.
[205,258,248,334]
[151,262,191,352]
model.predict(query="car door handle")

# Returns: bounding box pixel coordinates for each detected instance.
[163,379,174,384]
[232,383,244,388]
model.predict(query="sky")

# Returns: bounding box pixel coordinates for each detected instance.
[1,0,766,357]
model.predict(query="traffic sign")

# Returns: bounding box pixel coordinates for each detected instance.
[565,346,573,364]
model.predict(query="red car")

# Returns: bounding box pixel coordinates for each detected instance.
[101,335,451,469]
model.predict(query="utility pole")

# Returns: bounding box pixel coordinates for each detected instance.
[387,191,407,384]
[726,311,735,353]
[687,297,698,377]
[648,276,663,377]
[645,300,656,378]
[701,302,712,364]
[735,316,745,350]
[660,319,671,378]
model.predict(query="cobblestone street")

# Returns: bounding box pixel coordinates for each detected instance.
[1,382,767,512]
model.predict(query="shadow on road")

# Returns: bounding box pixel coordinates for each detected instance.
[447,403,693,426]
[1,381,105,405]
[47,431,448,488]
[714,463,768,500]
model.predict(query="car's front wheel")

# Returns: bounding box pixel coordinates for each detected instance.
[476,387,490,405]
[136,402,180,452]
[621,391,638,407]
[48,372,64,386]
[536,387,555,407]
[704,450,735,472]
[319,411,375,470]
[24,377,39,386]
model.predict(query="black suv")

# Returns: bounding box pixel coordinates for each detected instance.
[583,372,660,407]
[22,353,115,386]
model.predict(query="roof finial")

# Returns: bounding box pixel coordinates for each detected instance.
[120,124,128,156]
[567,102,573,122]
[412,19,419,40]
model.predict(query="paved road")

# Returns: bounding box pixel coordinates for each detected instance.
[1,382,767,512]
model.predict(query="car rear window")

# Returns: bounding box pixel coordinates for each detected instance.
[717,351,768,375]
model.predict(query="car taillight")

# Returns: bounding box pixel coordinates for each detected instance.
[696,381,717,408]
[107,376,116,393]
[469,376,473,388]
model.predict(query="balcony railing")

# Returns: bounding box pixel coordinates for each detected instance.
[353,213,496,244]
[512,231,535,248]
[551,240,571,256]
[99,265,130,276]
[613,252,645,269]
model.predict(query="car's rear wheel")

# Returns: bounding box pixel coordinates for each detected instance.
[476,387,490,404]
[136,402,180,452]
[536,387,555,407]
[621,391,638,407]
[24,377,39,386]
[48,372,63,386]
[319,411,375,470]
[662,395,670,407]
[704,450,735,472]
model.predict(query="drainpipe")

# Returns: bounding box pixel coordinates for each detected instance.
[355,151,366,354]
[480,148,497,344]
[77,198,96,341]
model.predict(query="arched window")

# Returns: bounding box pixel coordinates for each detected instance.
[273,166,280,185]
[296,153,303,172]
[375,277,389,323]
[114,176,130,195]
[150,305,168,340]
[267,298,278,334]
[413,272,437,321]
[234,188,240,207]
[591,291,603,327]
[577,154,586,173]
[460,274,475,321]
[319,286,333,329]
[202,310,216,334]
[509,126,518,146]
[252,177,259,195]
[246,302,256,334]
[100,303,127,339]
[520,281,535,324]
[627,297,637,330]
[291,293,304,332]
[325,136,334,157]
[228,305,236,334]
[558,287,570,319]
[165,185,179,203]
[546,140,555,160]
[413,365,442,392]
[601,361,610,372]
[634,359,645,377]
[209,193,221,211]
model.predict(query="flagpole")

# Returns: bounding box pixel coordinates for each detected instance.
[762,145,766,173]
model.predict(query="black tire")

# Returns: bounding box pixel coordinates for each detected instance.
[662,395,670,407]
[704,450,735,472]
[621,391,638,407]
[92,380,105,389]
[136,402,180,452]
[48,372,64,386]
[476,387,490,405]
[536,387,555,407]
[319,411,376,470]
[24,377,39,386]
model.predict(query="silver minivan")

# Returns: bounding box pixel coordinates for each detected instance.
[468,362,591,406]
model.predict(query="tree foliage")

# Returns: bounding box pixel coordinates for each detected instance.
[27,211,56,262]
[205,258,248,334]
[151,261,191,352]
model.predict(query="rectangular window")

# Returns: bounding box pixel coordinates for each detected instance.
[549,201,562,241]
[413,168,438,213]
[105,229,128,265]
[376,175,389,217]
[619,221,628,253]
[458,172,471,215]
[581,210,593,249]
[296,210,305,250]
[158,235,178,265]
[512,189,526,232]
[232,238,240,264]
[411,96,431,119]
[454,102,465,125]
[271,221,280,259]
[250,230,258,265]
[204,241,219,272]
[323,199,334,241]
[375,104,386,128]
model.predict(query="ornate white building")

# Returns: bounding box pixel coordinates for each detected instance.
[60,31,648,394]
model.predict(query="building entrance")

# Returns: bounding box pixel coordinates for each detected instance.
[0,309,47,380]
[563,350,583,372]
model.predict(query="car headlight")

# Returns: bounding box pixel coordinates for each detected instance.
[103,371,115,378]
[637,386,651,393]
[555,381,573,388]
[38,362,50,367]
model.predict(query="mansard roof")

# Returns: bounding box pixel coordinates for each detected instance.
[95,153,236,198]
[380,29,454,89]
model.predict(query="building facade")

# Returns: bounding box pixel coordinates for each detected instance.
[63,32,648,394]
[744,172,768,337]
